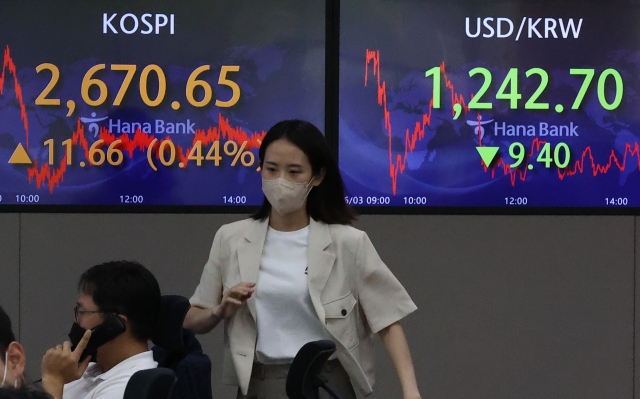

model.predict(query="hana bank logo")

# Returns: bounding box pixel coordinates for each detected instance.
[80,112,108,138]
[466,115,494,140]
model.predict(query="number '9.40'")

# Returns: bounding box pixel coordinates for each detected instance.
[508,141,570,169]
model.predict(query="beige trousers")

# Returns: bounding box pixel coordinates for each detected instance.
[236,359,357,399]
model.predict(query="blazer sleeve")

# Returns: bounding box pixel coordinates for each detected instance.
[189,227,224,309]
[355,231,417,333]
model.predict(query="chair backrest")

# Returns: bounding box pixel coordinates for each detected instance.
[151,295,191,353]
[286,340,337,399]
[123,367,177,399]
[151,295,213,399]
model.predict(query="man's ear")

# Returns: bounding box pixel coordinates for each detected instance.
[6,341,25,378]
[115,314,130,334]
[116,314,128,327]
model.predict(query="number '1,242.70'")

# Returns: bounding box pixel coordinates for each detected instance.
[425,66,623,111]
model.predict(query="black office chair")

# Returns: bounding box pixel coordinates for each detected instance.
[123,367,176,399]
[151,295,213,399]
[286,340,345,399]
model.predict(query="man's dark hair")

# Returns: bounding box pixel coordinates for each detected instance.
[0,306,16,355]
[0,388,53,399]
[78,261,161,342]
[252,119,357,224]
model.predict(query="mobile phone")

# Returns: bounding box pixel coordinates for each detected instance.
[69,315,126,362]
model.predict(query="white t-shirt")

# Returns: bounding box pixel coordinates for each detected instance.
[63,351,158,399]
[255,225,329,364]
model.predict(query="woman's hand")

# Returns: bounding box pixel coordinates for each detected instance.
[379,322,422,399]
[213,282,255,320]
[185,282,255,334]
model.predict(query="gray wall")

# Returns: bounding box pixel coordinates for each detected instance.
[0,214,635,398]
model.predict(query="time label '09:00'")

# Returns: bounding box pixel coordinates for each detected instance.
[345,196,391,205]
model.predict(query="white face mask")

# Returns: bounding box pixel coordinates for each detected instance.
[262,177,314,215]
[1,351,17,388]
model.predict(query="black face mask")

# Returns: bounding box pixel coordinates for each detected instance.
[68,315,126,362]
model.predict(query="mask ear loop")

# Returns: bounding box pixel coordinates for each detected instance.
[1,351,8,387]
[303,177,315,200]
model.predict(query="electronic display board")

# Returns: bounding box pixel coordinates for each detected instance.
[339,0,640,210]
[0,0,324,208]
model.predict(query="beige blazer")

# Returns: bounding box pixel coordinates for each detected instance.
[190,217,417,397]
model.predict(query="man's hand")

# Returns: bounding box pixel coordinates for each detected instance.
[41,329,92,398]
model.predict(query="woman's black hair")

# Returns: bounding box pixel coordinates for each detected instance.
[252,120,356,224]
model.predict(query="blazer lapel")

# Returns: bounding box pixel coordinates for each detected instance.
[307,218,336,321]
[237,218,269,321]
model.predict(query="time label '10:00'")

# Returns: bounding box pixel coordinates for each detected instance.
[15,194,40,203]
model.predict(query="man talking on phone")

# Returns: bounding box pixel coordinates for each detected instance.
[40,261,162,399]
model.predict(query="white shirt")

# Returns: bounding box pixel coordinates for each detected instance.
[255,225,329,364]
[63,351,158,399]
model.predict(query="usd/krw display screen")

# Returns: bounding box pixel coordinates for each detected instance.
[0,0,324,207]
[339,0,640,209]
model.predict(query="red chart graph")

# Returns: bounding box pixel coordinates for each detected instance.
[364,49,640,195]
[1,45,266,194]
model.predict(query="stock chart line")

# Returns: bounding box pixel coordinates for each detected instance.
[363,49,640,193]
[1,45,30,149]
[365,49,471,194]
[0,44,266,193]
[27,114,265,193]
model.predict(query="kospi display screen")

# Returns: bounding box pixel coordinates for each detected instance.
[339,0,640,210]
[0,0,324,208]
